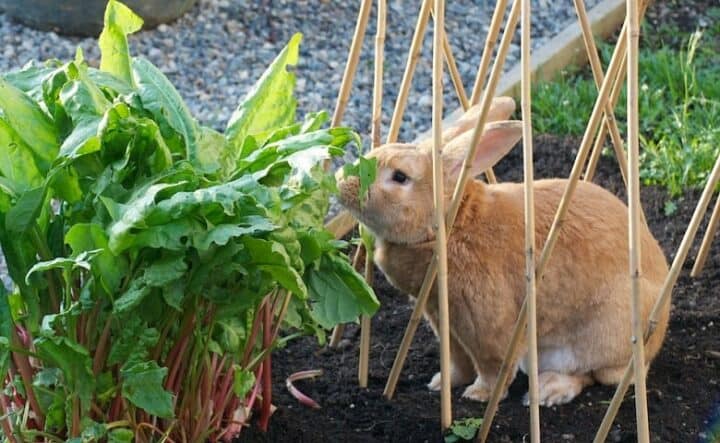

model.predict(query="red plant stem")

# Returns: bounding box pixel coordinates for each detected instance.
[259,303,272,432]
[109,391,123,422]
[164,311,195,371]
[241,297,269,367]
[165,336,190,393]
[93,316,113,375]
[10,329,44,429]
[71,396,81,437]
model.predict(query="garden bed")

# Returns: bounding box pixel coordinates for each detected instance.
[242,134,719,443]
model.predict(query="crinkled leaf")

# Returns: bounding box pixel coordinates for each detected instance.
[107,317,159,367]
[226,33,301,150]
[233,367,256,398]
[132,58,201,167]
[2,62,55,100]
[241,237,307,297]
[25,250,99,285]
[306,254,379,329]
[65,223,128,294]
[113,255,186,313]
[99,0,143,85]
[120,361,174,418]
[0,77,58,171]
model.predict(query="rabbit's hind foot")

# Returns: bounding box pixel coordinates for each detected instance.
[523,372,593,407]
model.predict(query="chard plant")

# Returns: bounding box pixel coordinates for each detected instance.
[0,1,379,441]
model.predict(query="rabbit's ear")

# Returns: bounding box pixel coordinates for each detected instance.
[443,120,523,178]
[417,97,517,151]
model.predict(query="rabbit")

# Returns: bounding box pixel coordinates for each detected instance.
[335,97,670,406]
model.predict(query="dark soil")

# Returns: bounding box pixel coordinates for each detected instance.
[240,134,719,443]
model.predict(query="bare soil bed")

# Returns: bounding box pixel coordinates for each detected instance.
[240,134,719,443]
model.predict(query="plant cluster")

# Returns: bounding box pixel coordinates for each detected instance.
[0,1,378,441]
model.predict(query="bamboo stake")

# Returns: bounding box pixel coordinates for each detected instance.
[690,193,720,277]
[470,0,510,105]
[535,19,628,280]
[358,242,374,387]
[593,151,720,443]
[574,0,627,186]
[585,54,627,182]
[584,124,608,181]
[521,0,540,439]
[626,0,651,439]
[480,13,638,443]
[441,25,470,111]
[431,0,453,430]
[358,0,387,388]
[331,0,373,128]
[386,0,433,144]
[383,0,521,400]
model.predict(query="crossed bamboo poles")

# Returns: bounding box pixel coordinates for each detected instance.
[324,0,719,441]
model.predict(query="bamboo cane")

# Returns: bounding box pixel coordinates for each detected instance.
[331,0,373,128]
[593,152,720,443]
[585,54,627,182]
[480,12,635,443]
[535,19,628,280]
[521,0,540,439]
[690,193,720,277]
[574,0,627,184]
[440,25,470,111]
[387,0,433,144]
[384,0,521,400]
[358,0,387,388]
[584,124,608,181]
[431,0,453,429]
[626,0,651,439]
[470,0,510,105]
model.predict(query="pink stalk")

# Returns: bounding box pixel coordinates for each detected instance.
[285,370,323,409]
[11,329,44,428]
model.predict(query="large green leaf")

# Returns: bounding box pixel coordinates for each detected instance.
[113,254,187,313]
[226,33,301,151]
[132,58,201,167]
[99,0,143,86]
[0,118,44,191]
[306,254,379,329]
[120,361,174,418]
[65,223,128,294]
[241,237,307,298]
[0,77,58,172]
[6,186,46,234]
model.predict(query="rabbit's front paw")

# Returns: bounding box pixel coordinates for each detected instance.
[523,372,593,407]
[461,376,505,402]
[427,372,443,391]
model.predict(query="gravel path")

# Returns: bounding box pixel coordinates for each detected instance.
[0,0,599,288]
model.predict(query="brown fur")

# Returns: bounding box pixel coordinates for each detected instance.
[336,100,670,406]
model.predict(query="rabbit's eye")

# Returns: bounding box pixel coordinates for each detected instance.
[392,170,408,184]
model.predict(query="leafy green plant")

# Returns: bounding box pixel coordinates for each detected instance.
[0,1,378,441]
[444,417,483,442]
[531,30,720,201]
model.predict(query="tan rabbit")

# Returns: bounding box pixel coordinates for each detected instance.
[336,98,670,406]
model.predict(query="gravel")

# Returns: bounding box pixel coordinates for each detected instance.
[0,0,600,288]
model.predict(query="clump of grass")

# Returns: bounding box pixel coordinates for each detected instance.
[531,27,720,203]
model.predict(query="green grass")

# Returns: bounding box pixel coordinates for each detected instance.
[531,18,720,200]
